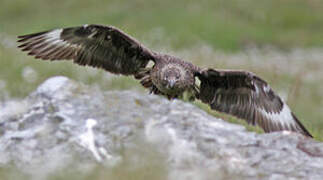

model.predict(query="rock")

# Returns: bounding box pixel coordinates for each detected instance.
[0,76,322,180]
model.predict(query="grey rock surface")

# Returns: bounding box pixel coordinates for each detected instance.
[0,76,322,180]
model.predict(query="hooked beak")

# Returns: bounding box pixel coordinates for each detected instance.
[168,79,176,88]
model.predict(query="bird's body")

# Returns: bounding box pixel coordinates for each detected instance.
[17,24,312,137]
[148,54,198,98]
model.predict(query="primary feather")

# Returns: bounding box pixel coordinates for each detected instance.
[18,24,155,75]
[17,24,312,137]
[197,69,312,137]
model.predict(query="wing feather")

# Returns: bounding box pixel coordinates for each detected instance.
[17,24,156,75]
[196,69,312,137]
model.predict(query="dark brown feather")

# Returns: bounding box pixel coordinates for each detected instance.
[17,24,156,75]
[17,24,312,138]
[196,69,312,137]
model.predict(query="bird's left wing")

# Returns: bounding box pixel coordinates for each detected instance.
[17,24,156,75]
[196,69,312,137]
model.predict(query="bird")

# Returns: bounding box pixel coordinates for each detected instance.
[17,24,312,137]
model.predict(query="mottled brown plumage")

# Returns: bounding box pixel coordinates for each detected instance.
[17,24,312,137]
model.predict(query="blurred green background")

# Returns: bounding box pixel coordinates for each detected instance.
[0,0,322,141]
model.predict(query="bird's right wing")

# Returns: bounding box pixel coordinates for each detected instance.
[196,68,312,137]
[18,24,156,75]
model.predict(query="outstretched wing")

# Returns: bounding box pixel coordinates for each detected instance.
[196,69,312,137]
[17,24,156,75]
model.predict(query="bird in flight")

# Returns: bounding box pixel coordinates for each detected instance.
[17,24,312,137]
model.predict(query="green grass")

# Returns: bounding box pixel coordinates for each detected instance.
[0,0,322,138]
[0,1,323,179]
[1,0,323,50]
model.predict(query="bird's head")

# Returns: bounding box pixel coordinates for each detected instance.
[162,67,182,89]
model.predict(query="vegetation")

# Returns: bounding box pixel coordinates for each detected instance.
[1,0,323,179]
[1,0,322,140]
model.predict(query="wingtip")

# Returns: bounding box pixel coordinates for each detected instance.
[17,43,27,48]
[17,30,50,41]
[17,35,26,39]
[17,36,28,43]
[291,112,313,138]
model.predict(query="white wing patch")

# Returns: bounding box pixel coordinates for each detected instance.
[257,103,295,129]
[18,28,83,60]
[45,29,80,49]
[46,29,63,40]
[254,83,260,95]
[263,84,271,93]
